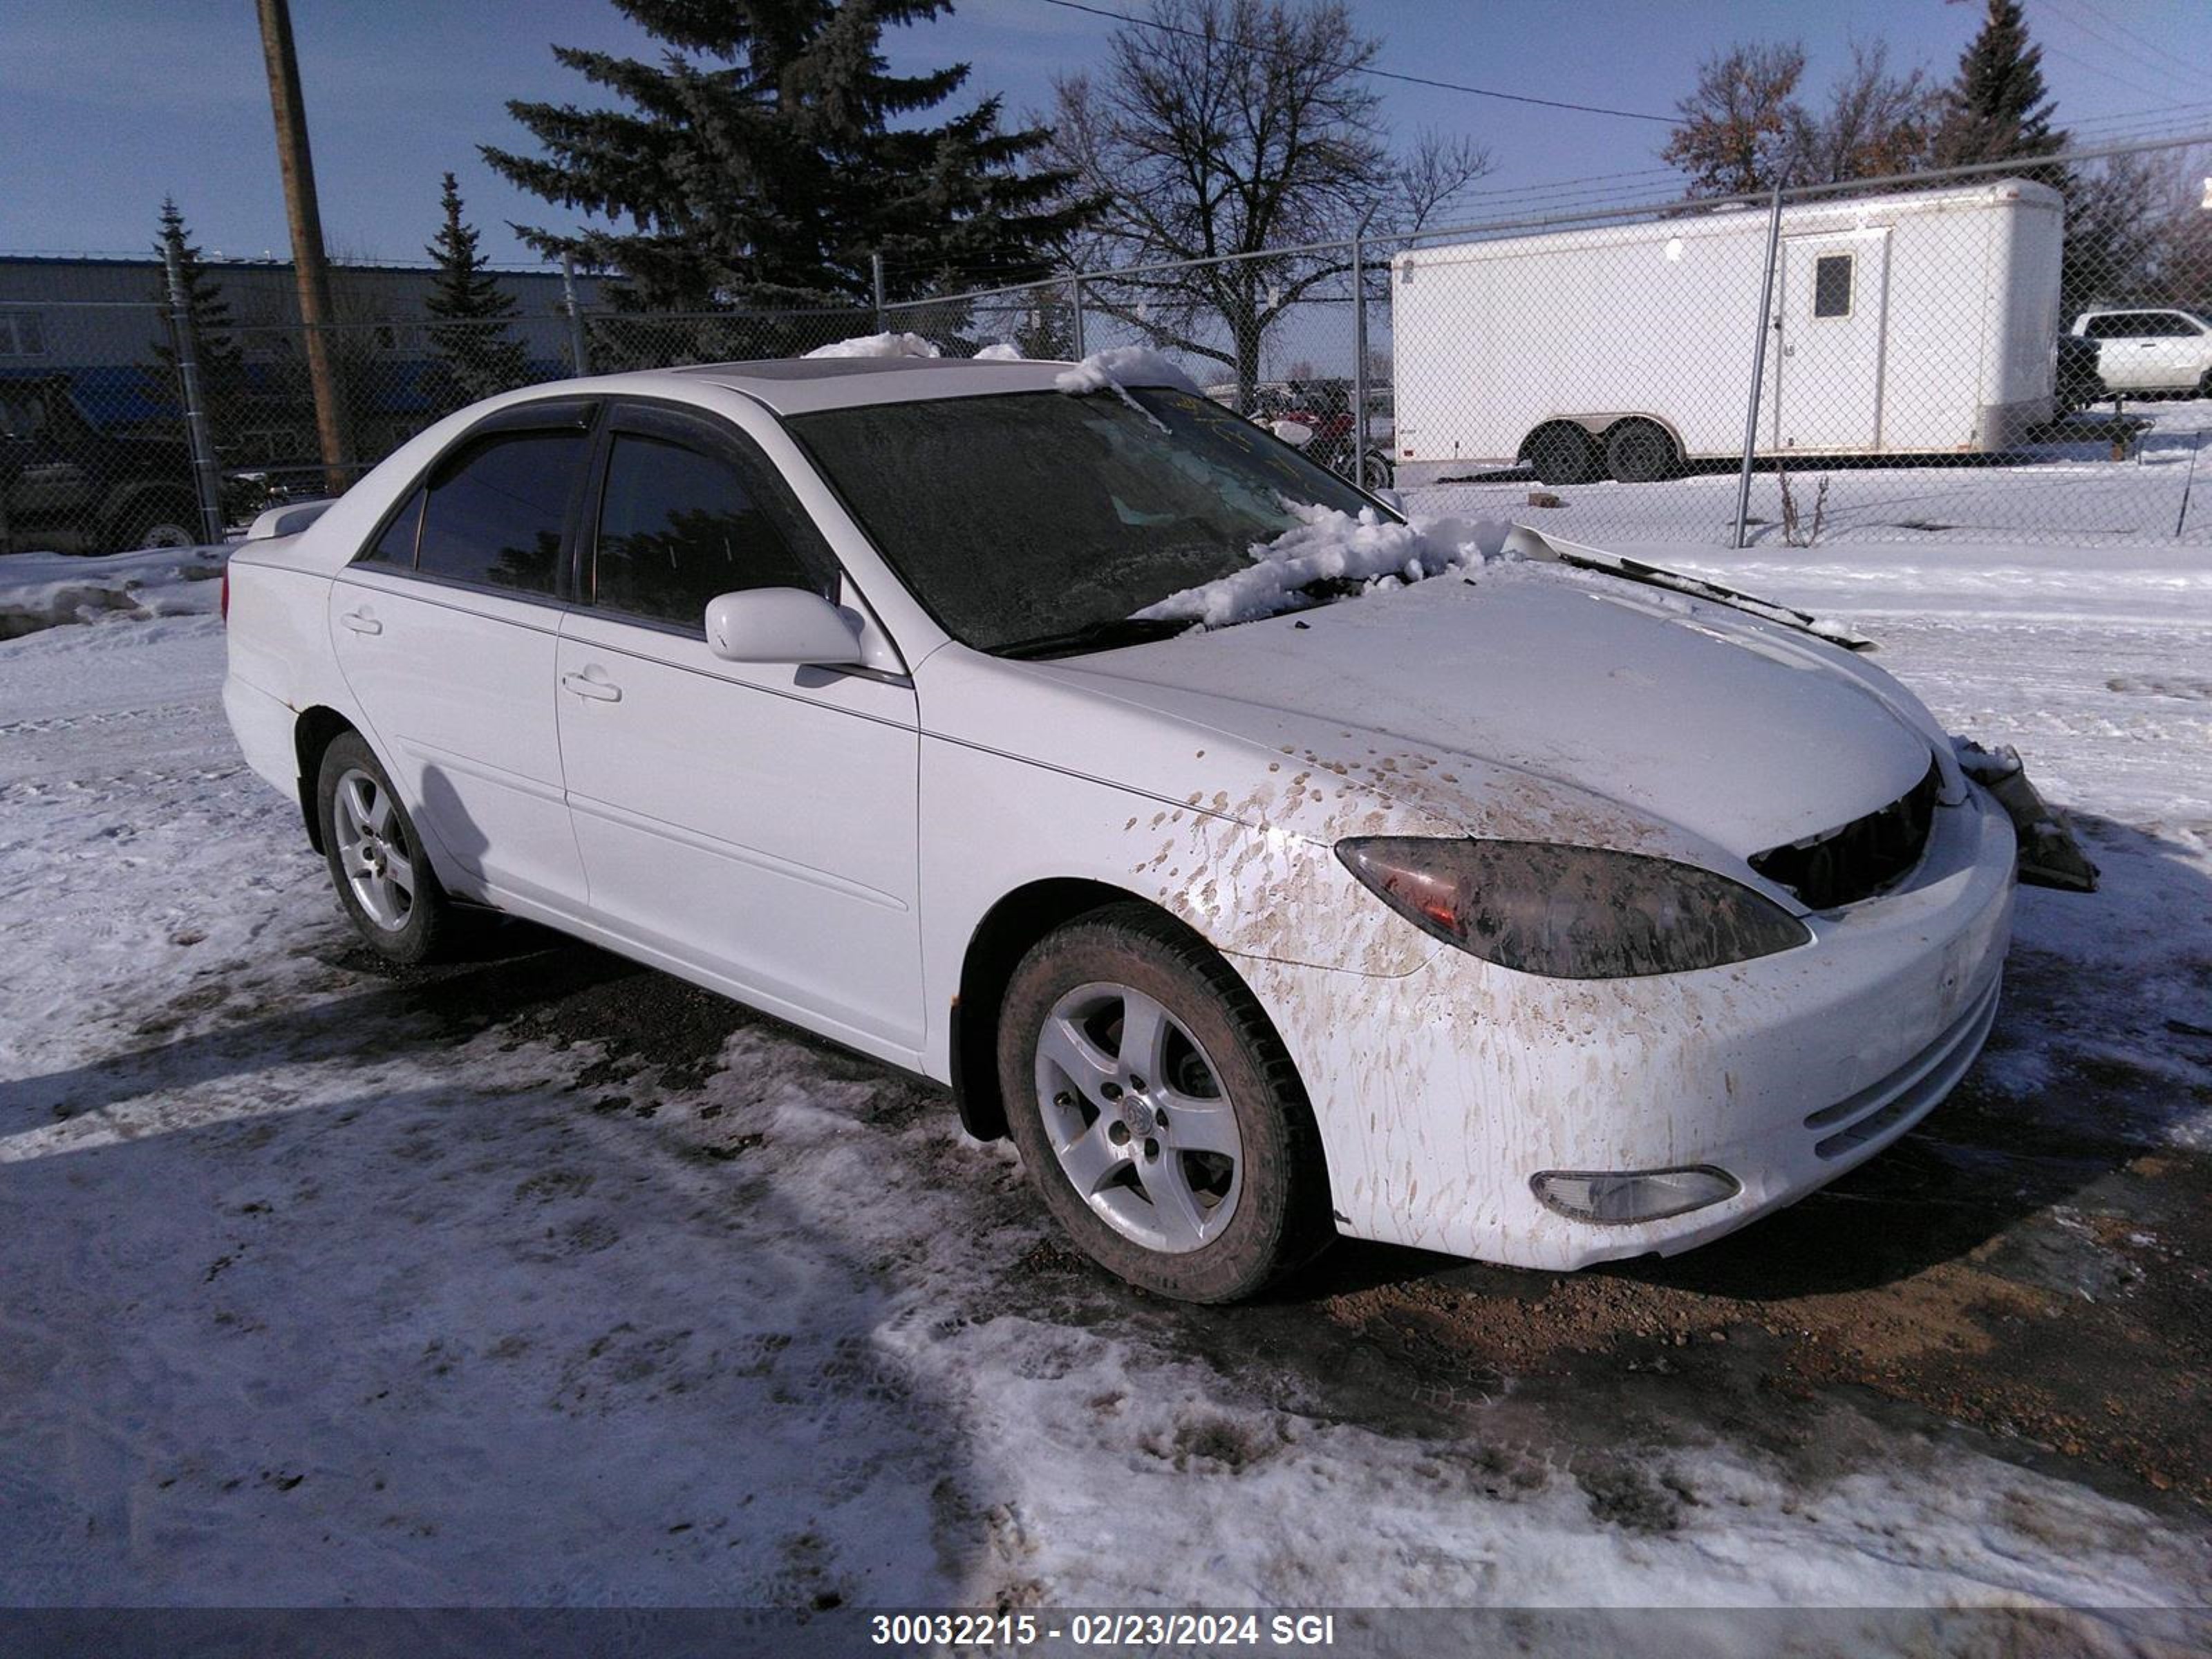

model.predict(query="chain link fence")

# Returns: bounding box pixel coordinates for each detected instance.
[1370,139,2212,550]
[5,130,2208,557]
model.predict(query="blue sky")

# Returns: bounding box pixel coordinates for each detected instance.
[6,0,2211,268]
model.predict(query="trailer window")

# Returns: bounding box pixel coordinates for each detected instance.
[1812,254,1853,319]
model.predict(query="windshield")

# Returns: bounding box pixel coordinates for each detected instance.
[787,387,1383,655]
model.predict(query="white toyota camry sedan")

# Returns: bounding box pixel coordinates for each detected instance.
[221,353,2018,1302]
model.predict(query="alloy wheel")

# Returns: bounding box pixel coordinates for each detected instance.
[331,766,416,931]
[1033,980,1244,1253]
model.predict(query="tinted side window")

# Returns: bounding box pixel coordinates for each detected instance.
[357,488,423,568]
[592,433,828,630]
[2084,315,2130,339]
[416,430,586,596]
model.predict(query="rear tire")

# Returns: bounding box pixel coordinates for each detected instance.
[315,731,458,966]
[997,903,1333,1303]
[1524,422,1603,487]
[1604,420,1678,483]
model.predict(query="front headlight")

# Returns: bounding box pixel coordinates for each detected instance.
[1335,837,1810,979]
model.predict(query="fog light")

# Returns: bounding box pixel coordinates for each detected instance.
[1530,1165,1740,1225]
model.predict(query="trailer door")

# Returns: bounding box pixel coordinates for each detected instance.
[1774,233,1888,452]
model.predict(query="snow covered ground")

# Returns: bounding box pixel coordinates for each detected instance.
[1402,397,2212,549]
[0,545,227,641]
[1,535,2208,1641]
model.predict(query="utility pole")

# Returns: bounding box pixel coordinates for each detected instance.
[255,0,352,495]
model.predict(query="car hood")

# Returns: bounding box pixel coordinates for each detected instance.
[1046,564,1944,861]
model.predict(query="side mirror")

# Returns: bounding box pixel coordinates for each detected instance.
[1269,419,1315,447]
[704,587,864,666]
[1371,486,1407,516]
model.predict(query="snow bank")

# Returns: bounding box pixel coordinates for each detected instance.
[0,546,228,642]
[973,341,1023,362]
[802,331,941,360]
[1053,345,1200,399]
[1135,503,1509,629]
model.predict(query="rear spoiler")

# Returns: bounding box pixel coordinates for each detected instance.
[1501,525,1877,653]
[245,498,337,541]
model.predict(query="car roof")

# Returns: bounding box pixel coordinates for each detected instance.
[657,355,1082,415]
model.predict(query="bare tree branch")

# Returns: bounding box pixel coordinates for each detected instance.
[1042,0,1490,404]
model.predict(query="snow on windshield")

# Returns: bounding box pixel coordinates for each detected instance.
[973,341,1024,361]
[1053,346,1201,399]
[1133,502,1512,630]
[801,332,942,360]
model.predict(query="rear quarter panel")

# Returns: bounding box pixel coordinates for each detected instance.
[223,538,361,791]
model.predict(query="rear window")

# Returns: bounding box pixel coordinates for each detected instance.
[359,489,422,569]
[415,429,588,596]
[592,432,829,629]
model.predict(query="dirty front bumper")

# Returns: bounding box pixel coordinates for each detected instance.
[1241,780,2018,1271]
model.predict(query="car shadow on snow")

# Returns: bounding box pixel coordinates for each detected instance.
[0,937,1000,1609]
[0,918,640,1134]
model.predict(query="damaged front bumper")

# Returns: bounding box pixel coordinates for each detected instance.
[1236,778,2020,1271]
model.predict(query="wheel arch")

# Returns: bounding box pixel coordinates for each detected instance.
[949,877,1270,1143]
[292,704,359,854]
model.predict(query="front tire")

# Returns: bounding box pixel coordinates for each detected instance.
[997,904,1333,1302]
[315,731,457,966]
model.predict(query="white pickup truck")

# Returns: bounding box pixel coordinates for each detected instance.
[2070,308,2212,396]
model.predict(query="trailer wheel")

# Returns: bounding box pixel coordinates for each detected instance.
[1604,420,1678,484]
[1523,422,1602,487]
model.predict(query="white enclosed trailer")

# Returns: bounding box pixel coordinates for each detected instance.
[1390,178,2065,483]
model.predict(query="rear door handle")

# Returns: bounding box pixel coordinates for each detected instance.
[561,668,621,702]
[338,610,382,636]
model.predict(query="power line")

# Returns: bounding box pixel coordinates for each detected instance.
[1035,0,1680,126]
[2034,30,2198,108]
[2045,0,2212,102]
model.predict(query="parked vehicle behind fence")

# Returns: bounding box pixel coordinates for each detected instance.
[1392,178,2065,485]
[2070,308,2212,397]
[0,375,203,554]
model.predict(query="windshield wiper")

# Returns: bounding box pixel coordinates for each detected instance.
[995,615,1192,660]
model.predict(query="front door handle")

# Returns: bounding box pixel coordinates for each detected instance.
[561,668,622,702]
[338,610,382,636]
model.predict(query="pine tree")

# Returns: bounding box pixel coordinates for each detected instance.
[1932,0,2066,167]
[1926,1,2147,323]
[150,198,245,443]
[482,0,1090,324]
[424,174,529,409]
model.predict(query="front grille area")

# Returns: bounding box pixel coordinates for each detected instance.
[1750,758,1941,910]
[1803,975,2002,1159]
